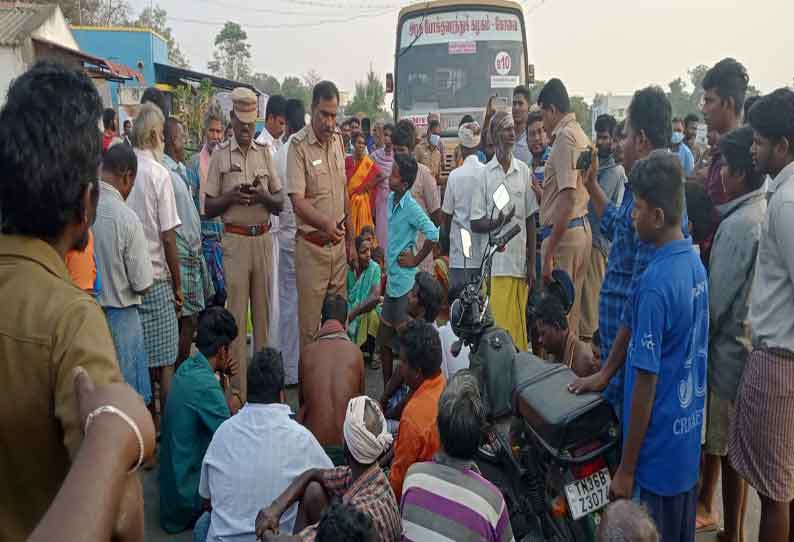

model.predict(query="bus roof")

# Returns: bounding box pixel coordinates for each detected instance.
[398,0,524,20]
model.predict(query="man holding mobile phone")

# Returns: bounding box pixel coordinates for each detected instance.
[537,78,592,336]
[204,88,285,405]
[288,81,354,350]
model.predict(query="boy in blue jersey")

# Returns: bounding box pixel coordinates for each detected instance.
[610,151,708,542]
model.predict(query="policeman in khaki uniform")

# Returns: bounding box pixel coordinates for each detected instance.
[204,87,284,402]
[287,81,353,349]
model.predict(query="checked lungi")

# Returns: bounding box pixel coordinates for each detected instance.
[177,234,214,317]
[728,347,794,501]
[139,279,179,368]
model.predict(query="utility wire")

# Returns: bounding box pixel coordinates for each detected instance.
[168,8,396,29]
[192,0,388,15]
[277,0,407,9]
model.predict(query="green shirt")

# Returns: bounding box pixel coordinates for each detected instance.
[159,352,230,533]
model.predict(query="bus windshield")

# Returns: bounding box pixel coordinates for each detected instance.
[396,8,526,134]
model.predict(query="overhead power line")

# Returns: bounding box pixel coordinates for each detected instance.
[168,9,396,29]
[277,0,407,9]
[192,0,389,15]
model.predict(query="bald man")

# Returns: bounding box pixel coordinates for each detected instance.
[297,295,364,466]
[597,500,659,542]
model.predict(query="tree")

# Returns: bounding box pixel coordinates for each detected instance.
[207,22,251,82]
[37,0,130,25]
[569,96,592,133]
[667,77,692,119]
[171,79,214,149]
[281,76,311,107]
[302,69,322,89]
[134,6,188,68]
[247,73,281,96]
[346,68,386,120]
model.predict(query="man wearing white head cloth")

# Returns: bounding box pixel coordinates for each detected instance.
[256,396,402,542]
[470,111,539,351]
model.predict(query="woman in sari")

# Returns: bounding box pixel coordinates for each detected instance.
[370,123,395,248]
[347,234,382,365]
[345,132,380,240]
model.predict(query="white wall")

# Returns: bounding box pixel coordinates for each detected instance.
[32,9,79,51]
[0,47,26,105]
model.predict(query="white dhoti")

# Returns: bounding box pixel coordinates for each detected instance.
[277,212,300,385]
[268,215,281,347]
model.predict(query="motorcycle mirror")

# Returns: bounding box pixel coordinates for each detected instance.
[492,183,510,212]
[451,340,462,358]
[460,229,473,259]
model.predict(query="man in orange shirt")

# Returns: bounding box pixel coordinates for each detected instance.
[389,319,445,498]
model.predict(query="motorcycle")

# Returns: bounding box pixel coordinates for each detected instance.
[449,184,620,542]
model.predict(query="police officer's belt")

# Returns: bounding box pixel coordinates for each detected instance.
[224,223,272,236]
[297,230,342,247]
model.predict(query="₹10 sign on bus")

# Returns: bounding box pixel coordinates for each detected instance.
[395,6,528,133]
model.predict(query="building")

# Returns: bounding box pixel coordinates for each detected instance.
[591,93,632,136]
[0,3,138,105]
[73,25,263,134]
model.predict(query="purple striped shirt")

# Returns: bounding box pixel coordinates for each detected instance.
[400,454,514,542]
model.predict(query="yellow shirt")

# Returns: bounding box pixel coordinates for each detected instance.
[0,235,121,541]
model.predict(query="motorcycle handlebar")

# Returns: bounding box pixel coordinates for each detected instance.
[492,223,521,249]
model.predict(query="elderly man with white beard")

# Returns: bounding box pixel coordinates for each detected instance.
[470,111,539,352]
[127,102,183,425]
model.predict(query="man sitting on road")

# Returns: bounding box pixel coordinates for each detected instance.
[298,295,365,466]
[255,396,401,542]
[536,294,599,378]
[159,307,238,534]
[401,370,514,541]
[388,319,445,499]
[195,348,332,542]
[597,500,659,542]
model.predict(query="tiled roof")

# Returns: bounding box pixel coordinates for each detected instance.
[0,3,56,46]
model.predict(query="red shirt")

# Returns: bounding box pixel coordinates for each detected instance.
[705,150,729,206]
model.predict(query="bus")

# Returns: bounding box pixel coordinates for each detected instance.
[388,0,532,172]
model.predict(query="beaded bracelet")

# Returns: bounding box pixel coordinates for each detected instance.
[84,405,145,474]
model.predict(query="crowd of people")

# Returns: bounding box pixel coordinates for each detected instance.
[1,54,794,542]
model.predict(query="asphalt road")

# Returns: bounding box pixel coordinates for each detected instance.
[142,364,761,542]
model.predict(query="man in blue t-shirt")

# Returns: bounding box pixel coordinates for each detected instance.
[611,151,708,542]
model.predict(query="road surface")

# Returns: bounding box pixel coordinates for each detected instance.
[143,365,761,541]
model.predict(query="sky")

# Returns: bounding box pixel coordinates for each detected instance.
[127,0,793,101]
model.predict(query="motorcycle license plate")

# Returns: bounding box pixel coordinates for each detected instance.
[564,468,610,520]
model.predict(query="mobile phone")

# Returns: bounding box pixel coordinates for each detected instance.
[337,214,348,228]
[572,147,593,171]
[239,183,254,194]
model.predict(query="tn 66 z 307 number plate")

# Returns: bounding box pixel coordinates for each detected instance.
[564,468,610,520]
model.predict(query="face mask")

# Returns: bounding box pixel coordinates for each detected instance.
[429,134,440,146]
[671,132,684,145]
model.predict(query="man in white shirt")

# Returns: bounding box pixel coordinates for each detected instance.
[274,99,305,385]
[443,121,486,290]
[728,88,794,542]
[256,95,287,349]
[470,111,539,353]
[127,103,182,419]
[196,348,332,542]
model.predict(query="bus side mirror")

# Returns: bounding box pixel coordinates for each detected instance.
[386,73,394,93]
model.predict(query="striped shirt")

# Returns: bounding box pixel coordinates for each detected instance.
[401,454,514,542]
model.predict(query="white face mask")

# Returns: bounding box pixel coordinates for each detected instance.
[429,134,441,146]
